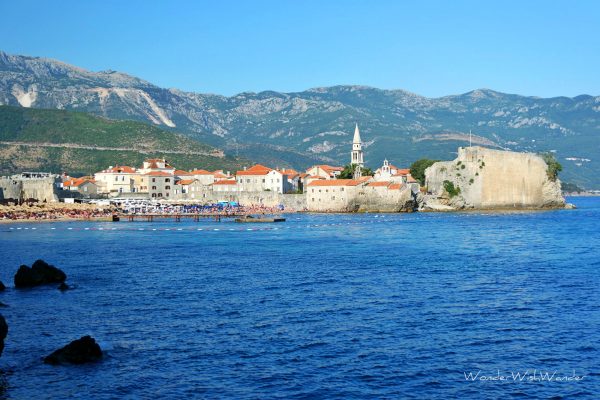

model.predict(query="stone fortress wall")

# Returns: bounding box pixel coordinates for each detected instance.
[0,173,59,203]
[424,146,565,209]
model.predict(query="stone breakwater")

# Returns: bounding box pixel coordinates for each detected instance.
[421,146,566,211]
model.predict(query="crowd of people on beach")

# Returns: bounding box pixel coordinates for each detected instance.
[0,204,114,222]
[0,200,298,222]
[118,201,290,216]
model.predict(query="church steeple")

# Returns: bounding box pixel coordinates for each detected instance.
[353,123,362,144]
[351,123,364,179]
[351,123,364,167]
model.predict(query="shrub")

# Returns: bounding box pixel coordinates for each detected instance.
[443,180,461,198]
[540,152,562,181]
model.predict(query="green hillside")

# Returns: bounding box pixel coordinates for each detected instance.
[0,106,246,175]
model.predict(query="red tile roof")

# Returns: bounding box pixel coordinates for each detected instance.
[318,165,344,172]
[392,168,411,176]
[236,164,272,176]
[102,165,136,174]
[188,169,211,175]
[212,180,237,185]
[176,179,195,185]
[367,181,392,187]
[64,178,96,187]
[389,183,403,190]
[279,168,298,175]
[174,170,193,176]
[145,171,172,177]
[307,179,363,187]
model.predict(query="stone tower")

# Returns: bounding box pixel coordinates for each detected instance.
[351,123,364,179]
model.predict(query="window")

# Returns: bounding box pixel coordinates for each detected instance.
[311,198,314,202]
[165,186,171,190]
[341,187,344,192]
[114,176,118,181]
[326,189,328,193]
[165,178,170,183]
[312,189,314,193]
[152,178,156,182]
[262,179,266,183]
[246,179,250,183]
[152,193,156,198]
[152,186,157,190]
[121,176,125,181]
[158,193,163,197]
[166,193,169,197]
[332,196,335,200]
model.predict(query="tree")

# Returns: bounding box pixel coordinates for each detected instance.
[338,164,373,179]
[409,159,439,185]
[540,152,562,181]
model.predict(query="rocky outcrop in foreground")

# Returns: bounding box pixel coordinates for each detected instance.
[421,146,567,211]
[0,315,7,357]
[44,336,103,365]
[14,259,67,288]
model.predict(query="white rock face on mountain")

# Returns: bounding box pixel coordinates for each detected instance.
[10,84,37,107]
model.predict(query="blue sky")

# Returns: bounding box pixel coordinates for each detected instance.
[1,0,598,97]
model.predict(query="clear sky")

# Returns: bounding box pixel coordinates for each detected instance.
[1,0,598,97]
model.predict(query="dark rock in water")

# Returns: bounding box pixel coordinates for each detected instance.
[44,335,102,365]
[0,315,7,357]
[0,281,5,291]
[14,259,67,288]
[58,283,70,291]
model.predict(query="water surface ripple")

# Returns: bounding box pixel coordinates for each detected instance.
[0,197,598,399]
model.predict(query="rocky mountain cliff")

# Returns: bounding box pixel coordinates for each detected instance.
[1,50,599,187]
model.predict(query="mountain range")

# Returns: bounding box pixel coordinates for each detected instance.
[1,50,599,187]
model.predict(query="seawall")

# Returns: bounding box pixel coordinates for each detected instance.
[423,146,566,210]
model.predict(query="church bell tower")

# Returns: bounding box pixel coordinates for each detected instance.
[351,123,364,178]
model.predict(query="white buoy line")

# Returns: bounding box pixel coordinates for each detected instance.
[2,216,404,234]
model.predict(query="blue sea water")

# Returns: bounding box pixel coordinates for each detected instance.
[0,197,598,399]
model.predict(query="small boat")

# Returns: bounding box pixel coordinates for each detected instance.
[234,215,286,223]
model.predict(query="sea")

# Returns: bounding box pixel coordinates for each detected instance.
[0,197,598,399]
